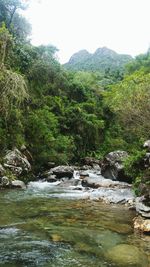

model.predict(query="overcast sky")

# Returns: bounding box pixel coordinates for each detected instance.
[23,0,150,63]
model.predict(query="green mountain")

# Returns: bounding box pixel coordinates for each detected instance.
[64,47,133,72]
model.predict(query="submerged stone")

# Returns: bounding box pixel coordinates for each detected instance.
[51,234,63,242]
[106,244,148,266]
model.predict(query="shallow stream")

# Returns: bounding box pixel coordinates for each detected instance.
[0,182,149,267]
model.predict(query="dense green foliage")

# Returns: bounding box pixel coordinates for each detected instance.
[0,0,150,183]
[0,0,105,170]
[103,52,150,147]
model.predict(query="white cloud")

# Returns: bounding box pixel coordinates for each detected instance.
[23,0,150,63]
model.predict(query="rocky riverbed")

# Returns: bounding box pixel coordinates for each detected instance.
[0,148,150,266]
[33,167,135,205]
[0,147,150,234]
[0,186,149,267]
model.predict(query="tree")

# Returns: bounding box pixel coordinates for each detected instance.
[0,23,28,116]
[0,22,12,67]
[25,108,74,168]
[0,0,31,40]
[103,71,150,140]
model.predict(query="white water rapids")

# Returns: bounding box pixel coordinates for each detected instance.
[27,170,135,203]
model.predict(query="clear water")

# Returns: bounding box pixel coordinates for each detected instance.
[0,184,149,267]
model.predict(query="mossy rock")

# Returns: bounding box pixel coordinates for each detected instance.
[51,234,63,242]
[106,244,148,266]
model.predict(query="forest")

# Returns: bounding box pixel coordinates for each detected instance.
[0,0,150,190]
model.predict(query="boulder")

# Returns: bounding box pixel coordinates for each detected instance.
[0,177,26,189]
[79,170,90,177]
[135,197,150,218]
[11,180,26,189]
[3,148,31,176]
[46,175,57,182]
[59,177,81,187]
[104,150,128,164]
[92,163,101,171]
[0,176,10,187]
[137,151,150,208]
[3,164,22,176]
[133,216,150,233]
[82,157,101,167]
[143,152,150,168]
[79,165,92,170]
[106,244,148,266]
[143,140,150,151]
[20,145,33,162]
[47,165,74,179]
[139,183,150,203]
[82,175,131,189]
[0,164,5,176]
[47,162,55,168]
[101,150,131,183]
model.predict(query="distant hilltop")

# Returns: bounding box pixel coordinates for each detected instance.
[64,47,133,72]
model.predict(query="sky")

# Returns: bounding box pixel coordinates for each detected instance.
[23,0,150,63]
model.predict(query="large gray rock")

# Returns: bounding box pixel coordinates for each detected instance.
[82,157,101,167]
[91,188,134,204]
[79,170,90,177]
[101,151,131,183]
[0,176,10,187]
[135,197,150,218]
[138,182,150,203]
[47,165,74,179]
[142,152,150,168]
[79,165,92,170]
[11,180,26,189]
[0,177,26,189]
[46,174,57,182]
[4,148,31,176]
[3,164,23,176]
[82,175,131,189]
[143,140,150,151]
[138,169,150,205]
[81,172,134,204]
[105,151,128,164]
[20,145,33,162]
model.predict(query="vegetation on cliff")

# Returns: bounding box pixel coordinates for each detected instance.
[64,47,132,72]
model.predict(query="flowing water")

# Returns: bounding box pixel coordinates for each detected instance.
[0,182,149,267]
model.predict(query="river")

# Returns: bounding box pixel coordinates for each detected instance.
[0,182,149,267]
